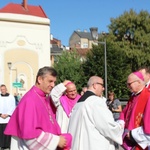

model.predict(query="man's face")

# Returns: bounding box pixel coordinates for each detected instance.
[94,79,105,97]
[66,84,77,99]
[108,95,114,101]
[38,74,56,94]
[0,86,7,95]
[127,75,139,93]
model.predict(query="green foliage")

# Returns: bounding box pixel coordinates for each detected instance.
[106,43,131,98]
[83,9,150,98]
[82,42,131,98]
[82,45,104,82]
[109,9,150,71]
[53,9,150,98]
[53,50,85,92]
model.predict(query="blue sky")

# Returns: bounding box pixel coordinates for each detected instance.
[0,0,150,46]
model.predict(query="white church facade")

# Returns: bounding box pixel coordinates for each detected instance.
[0,1,51,95]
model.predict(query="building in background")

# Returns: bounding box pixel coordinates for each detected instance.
[69,29,96,61]
[0,0,50,95]
[50,34,64,65]
[69,29,94,49]
[69,29,108,61]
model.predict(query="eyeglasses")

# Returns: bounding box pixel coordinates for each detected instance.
[127,80,138,86]
[95,82,104,87]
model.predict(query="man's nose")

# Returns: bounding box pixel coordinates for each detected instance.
[51,82,55,87]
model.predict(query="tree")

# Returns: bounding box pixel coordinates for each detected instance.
[53,49,86,92]
[82,9,150,98]
[82,41,131,98]
[108,9,150,70]
[53,9,150,98]
[107,9,150,96]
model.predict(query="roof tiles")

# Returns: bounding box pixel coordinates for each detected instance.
[0,3,47,18]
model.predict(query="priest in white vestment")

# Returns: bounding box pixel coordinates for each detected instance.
[0,84,16,149]
[68,76,124,150]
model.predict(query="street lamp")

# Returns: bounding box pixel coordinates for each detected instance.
[90,27,107,98]
[7,62,18,94]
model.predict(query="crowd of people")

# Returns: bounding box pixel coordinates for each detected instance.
[0,65,150,150]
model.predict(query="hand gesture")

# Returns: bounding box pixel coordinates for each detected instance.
[58,135,67,148]
[0,114,9,119]
[63,80,72,86]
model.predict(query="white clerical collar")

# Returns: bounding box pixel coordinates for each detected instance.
[146,80,150,88]
[134,87,144,96]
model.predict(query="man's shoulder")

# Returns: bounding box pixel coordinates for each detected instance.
[19,88,38,104]
[77,95,97,104]
[143,87,150,95]
[86,95,103,104]
[8,94,15,99]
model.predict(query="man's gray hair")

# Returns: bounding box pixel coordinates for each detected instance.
[35,66,57,84]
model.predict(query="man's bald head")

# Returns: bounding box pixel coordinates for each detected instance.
[87,76,104,97]
[87,76,103,87]
[65,82,78,100]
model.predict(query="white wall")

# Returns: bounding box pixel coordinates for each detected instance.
[0,13,51,93]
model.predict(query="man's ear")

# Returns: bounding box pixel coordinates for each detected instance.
[92,83,97,89]
[37,76,43,84]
